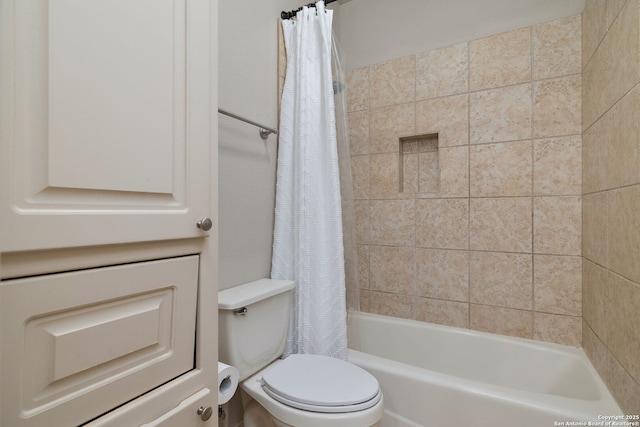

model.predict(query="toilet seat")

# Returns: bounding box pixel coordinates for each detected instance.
[261,354,382,414]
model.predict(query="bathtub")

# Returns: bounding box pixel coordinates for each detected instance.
[347,312,622,427]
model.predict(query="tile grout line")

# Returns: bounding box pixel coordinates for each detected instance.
[467,40,472,329]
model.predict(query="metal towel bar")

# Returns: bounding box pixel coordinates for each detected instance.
[218,108,278,140]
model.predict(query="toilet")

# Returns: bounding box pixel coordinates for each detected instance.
[219,279,384,427]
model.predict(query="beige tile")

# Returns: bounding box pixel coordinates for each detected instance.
[534,136,582,196]
[370,103,415,154]
[354,199,370,245]
[582,260,609,342]
[470,140,532,197]
[369,153,399,199]
[345,247,357,290]
[345,66,370,112]
[416,42,468,100]
[357,245,370,289]
[608,272,640,382]
[370,55,416,108]
[582,192,608,267]
[347,111,369,156]
[402,152,419,194]
[534,196,581,256]
[470,84,532,144]
[419,137,438,152]
[418,152,439,194]
[533,313,581,346]
[470,251,532,310]
[582,0,607,68]
[584,86,640,193]
[608,186,640,283]
[369,246,416,294]
[416,249,469,302]
[359,289,371,313]
[582,116,608,194]
[582,321,610,383]
[277,21,286,75]
[533,75,581,138]
[369,291,413,320]
[416,94,469,147]
[345,267,360,312]
[470,198,532,253]
[608,347,640,415]
[469,27,531,91]
[402,139,419,153]
[606,0,628,29]
[278,75,286,110]
[416,199,468,250]
[533,15,581,80]
[370,199,415,246]
[534,255,582,316]
[351,155,369,199]
[436,146,469,198]
[582,0,640,129]
[587,321,640,415]
[470,305,533,339]
[603,86,640,190]
[414,298,469,329]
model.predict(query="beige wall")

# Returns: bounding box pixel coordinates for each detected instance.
[581,0,640,414]
[347,15,584,346]
[218,0,302,290]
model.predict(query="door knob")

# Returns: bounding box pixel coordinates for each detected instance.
[196,217,213,231]
[197,405,213,421]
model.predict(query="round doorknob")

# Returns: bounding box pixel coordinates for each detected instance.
[196,217,213,231]
[197,405,213,421]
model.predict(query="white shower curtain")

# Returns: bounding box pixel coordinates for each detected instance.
[272,1,347,360]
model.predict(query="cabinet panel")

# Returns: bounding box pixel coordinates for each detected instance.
[48,0,177,195]
[0,256,199,427]
[0,0,211,252]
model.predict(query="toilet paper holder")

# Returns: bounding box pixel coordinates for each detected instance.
[218,406,226,420]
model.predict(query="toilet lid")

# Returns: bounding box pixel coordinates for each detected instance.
[261,354,381,413]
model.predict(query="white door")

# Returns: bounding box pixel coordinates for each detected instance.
[0,0,218,425]
[0,0,212,252]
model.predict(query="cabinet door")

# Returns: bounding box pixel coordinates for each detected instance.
[0,0,211,252]
[0,256,200,427]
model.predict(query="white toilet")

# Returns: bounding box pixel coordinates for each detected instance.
[218,279,384,427]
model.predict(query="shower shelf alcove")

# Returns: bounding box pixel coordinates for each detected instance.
[399,133,440,195]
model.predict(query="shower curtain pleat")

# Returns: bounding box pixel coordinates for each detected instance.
[272,1,347,360]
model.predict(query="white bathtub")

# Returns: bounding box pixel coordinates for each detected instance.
[347,312,621,427]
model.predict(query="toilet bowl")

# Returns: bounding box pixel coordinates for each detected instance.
[218,279,384,427]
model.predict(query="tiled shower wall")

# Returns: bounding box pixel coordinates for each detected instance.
[581,0,640,414]
[346,15,583,346]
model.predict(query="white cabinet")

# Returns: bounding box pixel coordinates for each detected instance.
[1,257,200,427]
[0,0,212,252]
[0,0,218,425]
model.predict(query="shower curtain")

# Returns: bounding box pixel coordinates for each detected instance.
[272,1,347,360]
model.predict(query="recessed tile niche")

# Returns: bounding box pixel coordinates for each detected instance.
[399,133,439,194]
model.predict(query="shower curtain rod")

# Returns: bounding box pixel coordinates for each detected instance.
[218,108,278,140]
[281,0,338,20]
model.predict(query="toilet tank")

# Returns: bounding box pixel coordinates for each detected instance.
[218,279,295,381]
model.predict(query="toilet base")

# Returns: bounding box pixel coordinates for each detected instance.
[243,398,381,427]
[243,400,279,427]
